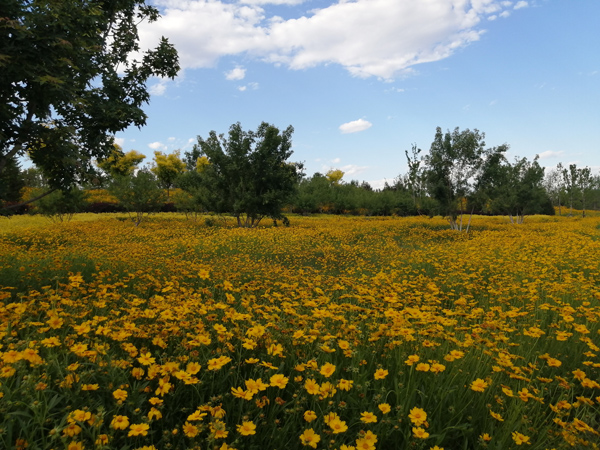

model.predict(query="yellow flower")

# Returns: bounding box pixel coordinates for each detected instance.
[378,403,391,414]
[319,362,336,378]
[360,411,378,423]
[412,427,429,439]
[207,356,232,371]
[415,363,430,372]
[299,428,321,448]
[405,354,420,365]
[270,373,289,389]
[430,363,446,373]
[511,431,530,445]
[408,407,427,426]
[304,410,317,422]
[489,410,503,422]
[237,421,257,436]
[183,422,199,438]
[137,353,156,366]
[374,368,388,379]
[111,415,130,430]
[148,408,162,421]
[355,438,375,450]
[337,379,353,391]
[113,389,128,402]
[128,423,150,437]
[470,378,488,392]
[328,418,348,434]
[304,378,320,395]
[186,362,201,374]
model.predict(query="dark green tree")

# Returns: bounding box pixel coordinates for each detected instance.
[476,155,551,223]
[197,122,303,227]
[424,127,488,231]
[0,0,179,199]
[0,155,25,209]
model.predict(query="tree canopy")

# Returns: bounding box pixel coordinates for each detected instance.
[194,122,303,227]
[0,0,179,193]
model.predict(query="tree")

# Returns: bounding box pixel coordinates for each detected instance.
[424,127,489,231]
[543,164,565,215]
[97,145,146,179]
[109,169,165,225]
[405,144,424,211]
[326,169,345,185]
[578,166,593,218]
[0,154,25,210]
[34,187,87,222]
[0,0,179,198]
[196,122,303,228]
[562,164,579,216]
[151,150,186,198]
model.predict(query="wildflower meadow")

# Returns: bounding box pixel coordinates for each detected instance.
[0,214,599,450]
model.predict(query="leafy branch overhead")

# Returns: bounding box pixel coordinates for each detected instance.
[0,0,180,191]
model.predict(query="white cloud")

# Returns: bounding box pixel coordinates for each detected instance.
[114,137,125,147]
[148,142,167,151]
[340,164,368,176]
[237,82,259,91]
[241,0,305,4]
[139,0,524,80]
[538,150,564,159]
[149,79,168,96]
[514,1,528,10]
[225,67,246,80]
[339,118,372,134]
[331,157,341,164]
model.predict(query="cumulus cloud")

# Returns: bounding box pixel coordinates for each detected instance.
[225,67,246,80]
[114,137,125,147]
[537,150,564,159]
[148,142,167,151]
[339,119,372,134]
[514,1,529,10]
[138,0,525,80]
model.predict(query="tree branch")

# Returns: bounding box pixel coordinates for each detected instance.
[1,188,58,212]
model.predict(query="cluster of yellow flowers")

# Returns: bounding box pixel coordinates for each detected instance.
[0,214,599,449]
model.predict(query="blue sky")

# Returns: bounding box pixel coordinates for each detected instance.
[117,0,600,189]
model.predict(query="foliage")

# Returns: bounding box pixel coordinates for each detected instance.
[96,145,146,179]
[0,0,179,191]
[108,170,165,225]
[0,154,25,210]
[1,214,600,450]
[424,127,492,230]
[476,154,552,223]
[196,122,303,227]
[325,169,345,185]
[32,187,88,222]
[151,150,186,198]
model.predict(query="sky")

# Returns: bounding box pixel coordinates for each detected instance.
[116,0,600,189]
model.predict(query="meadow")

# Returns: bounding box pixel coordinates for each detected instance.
[0,213,599,450]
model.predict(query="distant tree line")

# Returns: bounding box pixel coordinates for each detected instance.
[2,124,599,228]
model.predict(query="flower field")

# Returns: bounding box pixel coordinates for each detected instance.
[1,214,599,450]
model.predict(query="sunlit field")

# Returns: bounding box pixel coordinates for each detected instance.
[1,214,599,450]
